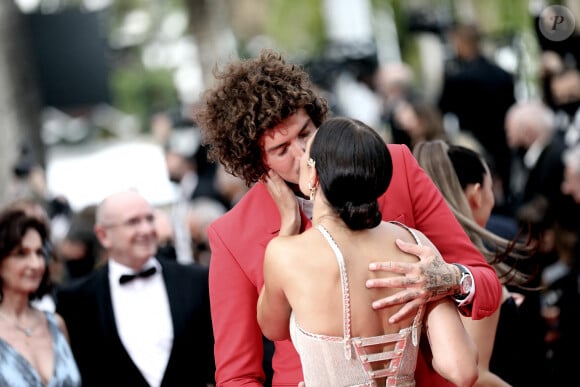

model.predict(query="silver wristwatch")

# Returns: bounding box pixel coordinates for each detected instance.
[452,263,473,301]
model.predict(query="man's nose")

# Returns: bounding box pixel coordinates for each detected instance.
[290,139,306,157]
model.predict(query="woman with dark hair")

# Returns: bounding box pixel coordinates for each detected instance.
[0,209,80,386]
[413,140,536,386]
[257,118,478,387]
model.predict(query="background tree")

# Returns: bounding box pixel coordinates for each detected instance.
[0,0,44,207]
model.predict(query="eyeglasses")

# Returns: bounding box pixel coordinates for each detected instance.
[102,214,155,229]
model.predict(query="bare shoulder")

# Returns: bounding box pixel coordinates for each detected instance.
[53,313,69,336]
[54,313,65,328]
[382,222,437,262]
[265,229,319,264]
[383,221,438,252]
[383,221,425,244]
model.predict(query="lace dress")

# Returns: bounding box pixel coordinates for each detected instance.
[0,311,81,387]
[290,223,424,387]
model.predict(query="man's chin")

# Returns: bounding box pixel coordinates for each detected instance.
[136,246,157,258]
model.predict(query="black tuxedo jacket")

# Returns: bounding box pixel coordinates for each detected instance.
[56,258,215,387]
[521,136,580,229]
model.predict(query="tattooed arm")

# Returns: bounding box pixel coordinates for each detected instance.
[366,144,500,323]
[366,239,465,323]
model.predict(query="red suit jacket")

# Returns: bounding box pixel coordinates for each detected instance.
[208,144,501,386]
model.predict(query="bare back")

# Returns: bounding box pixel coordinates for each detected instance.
[275,222,426,386]
[276,221,423,341]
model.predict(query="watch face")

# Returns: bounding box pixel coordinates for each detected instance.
[461,274,473,294]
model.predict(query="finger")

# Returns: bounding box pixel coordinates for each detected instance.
[264,182,279,199]
[395,238,427,257]
[264,171,277,187]
[371,294,401,310]
[366,276,421,289]
[264,171,288,195]
[368,261,412,273]
[371,289,420,309]
[388,298,424,323]
[298,383,306,387]
[267,169,283,183]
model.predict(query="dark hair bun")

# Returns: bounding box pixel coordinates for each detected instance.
[339,201,382,231]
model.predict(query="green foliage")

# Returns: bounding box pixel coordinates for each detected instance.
[372,0,412,54]
[265,0,325,56]
[471,0,532,38]
[110,66,178,132]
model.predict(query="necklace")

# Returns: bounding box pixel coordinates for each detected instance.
[0,310,38,337]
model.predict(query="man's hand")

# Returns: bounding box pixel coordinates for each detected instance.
[366,239,460,323]
[263,170,301,236]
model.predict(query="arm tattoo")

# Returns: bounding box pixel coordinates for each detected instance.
[423,256,455,298]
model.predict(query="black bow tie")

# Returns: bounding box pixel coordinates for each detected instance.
[119,266,157,285]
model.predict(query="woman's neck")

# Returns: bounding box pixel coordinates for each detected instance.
[0,292,32,317]
[312,205,347,232]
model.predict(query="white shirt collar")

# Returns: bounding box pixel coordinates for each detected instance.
[523,140,546,169]
[180,171,198,199]
[297,196,313,220]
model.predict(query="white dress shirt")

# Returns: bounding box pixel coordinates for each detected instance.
[172,172,197,264]
[109,258,173,387]
[297,196,313,220]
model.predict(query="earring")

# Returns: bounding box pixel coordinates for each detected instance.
[308,182,316,200]
[307,158,316,200]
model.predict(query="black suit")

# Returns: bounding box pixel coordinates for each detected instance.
[56,258,215,387]
[439,55,515,208]
[520,136,580,230]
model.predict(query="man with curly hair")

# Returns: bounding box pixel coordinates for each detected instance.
[195,49,501,386]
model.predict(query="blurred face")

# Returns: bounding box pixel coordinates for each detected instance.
[262,109,317,185]
[562,166,580,204]
[469,170,495,227]
[165,152,188,183]
[395,103,421,138]
[153,209,174,246]
[96,192,158,270]
[504,114,519,148]
[505,113,532,149]
[0,229,46,296]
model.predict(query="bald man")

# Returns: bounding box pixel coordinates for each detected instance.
[504,100,573,221]
[56,190,215,387]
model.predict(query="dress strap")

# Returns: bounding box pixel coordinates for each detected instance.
[388,221,422,246]
[388,221,425,346]
[315,224,353,360]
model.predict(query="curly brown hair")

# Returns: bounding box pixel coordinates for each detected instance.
[195,49,329,186]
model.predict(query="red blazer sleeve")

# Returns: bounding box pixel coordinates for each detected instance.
[207,185,304,385]
[381,144,502,319]
[208,223,266,386]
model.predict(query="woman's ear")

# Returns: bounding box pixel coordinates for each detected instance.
[465,183,482,210]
